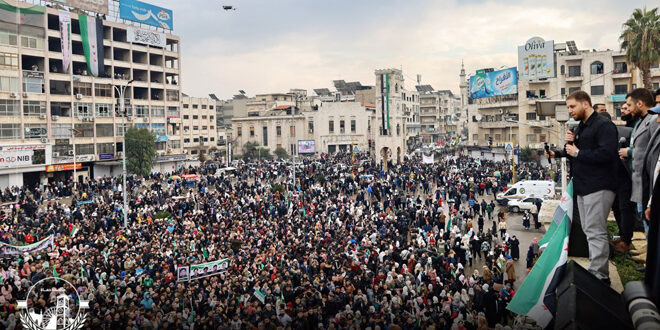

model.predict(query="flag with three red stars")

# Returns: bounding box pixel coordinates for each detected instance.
[507,180,572,327]
[78,14,105,77]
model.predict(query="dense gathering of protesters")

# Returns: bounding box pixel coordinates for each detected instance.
[0,147,555,329]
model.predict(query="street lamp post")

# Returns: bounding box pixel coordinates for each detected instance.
[69,128,80,195]
[114,79,134,228]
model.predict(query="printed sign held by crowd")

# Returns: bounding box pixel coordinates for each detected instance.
[177,258,229,282]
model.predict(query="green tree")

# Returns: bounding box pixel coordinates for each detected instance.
[241,141,259,161]
[518,147,539,164]
[125,127,156,177]
[274,147,289,160]
[620,7,660,89]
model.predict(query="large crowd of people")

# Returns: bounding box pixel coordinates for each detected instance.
[0,149,554,329]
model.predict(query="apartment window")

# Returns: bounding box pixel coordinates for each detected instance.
[526,134,537,142]
[183,126,189,131]
[0,76,19,92]
[351,119,356,133]
[169,140,180,149]
[193,126,199,130]
[192,104,198,109]
[276,125,281,136]
[184,138,190,143]
[339,120,345,133]
[591,85,604,95]
[290,125,295,137]
[329,120,334,133]
[151,106,165,117]
[95,104,112,117]
[615,85,628,95]
[116,124,129,137]
[308,121,314,133]
[23,73,44,93]
[73,82,92,96]
[568,66,581,77]
[561,87,566,96]
[0,52,17,68]
[590,61,604,74]
[237,127,242,136]
[51,124,72,138]
[74,124,94,137]
[152,123,165,136]
[201,105,207,109]
[134,105,149,117]
[183,104,189,109]
[74,103,92,117]
[193,138,199,143]
[210,126,214,130]
[210,115,214,120]
[526,112,537,120]
[263,126,268,146]
[96,124,114,137]
[97,143,114,154]
[24,124,46,138]
[95,84,112,97]
[0,25,17,46]
[0,124,19,139]
[473,134,478,141]
[20,33,44,50]
[568,87,581,94]
[614,62,627,74]
[183,115,189,119]
[202,126,207,130]
[167,106,179,117]
[75,144,95,155]
[201,115,207,120]
[23,101,46,116]
[192,115,198,120]
[540,134,547,142]
[166,90,179,102]
[539,89,546,98]
[560,65,565,75]
[250,126,254,137]
[0,100,19,116]
[653,83,660,91]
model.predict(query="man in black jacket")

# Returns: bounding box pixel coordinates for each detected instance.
[547,91,618,284]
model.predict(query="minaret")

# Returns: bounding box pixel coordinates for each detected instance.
[459,60,468,110]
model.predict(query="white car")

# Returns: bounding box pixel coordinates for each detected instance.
[507,197,542,213]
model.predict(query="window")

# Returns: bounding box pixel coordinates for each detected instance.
[0,100,19,116]
[614,62,627,74]
[210,115,214,120]
[167,106,179,117]
[116,123,129,137]
[151,106,165,117]
[151,123,165,136]
[526,134,537,142]
[183,103,189,109]
[96,124,114,137]
[24,124,47,138]
[51,124,72,138]
[201,105,207,109]
[237,127,242,136]
[0,124,19,139]
[201,115,207,119]
[0,24,17,46]
[329,120,334,133]
[95,104,112,117]
[250,126,254,137]
[95,84,112,97]
[193,138,199,143]
[526,112,537,120]
[568,66,581,77]
[540,134,547,142]
[0,76,19,92]
[23,101,46,116]
[183,115,189,119]
[290,125,295,137]
[183,126,189,131]
[74,103,92,117]
[192,104,198,109]
[561,87,566,96]
[276,125,281,136]
[653,83,659,91]
[193,126,199,130]
[169,140,180,149]
[192,115,198,120]
[74,124,94,137]
[166,90,179,101]
[134,105,149,117]
[97,143,114,154]
[202,126,207,130]
[73,82,92,96]
[473,134,478,141]
[0,52,17,68]
[615,85,628,95]
[560,65,565,75]
[539,89,546,98]
[339,120,345,133]
[263,126,268,146]
[590,61,604,74]
[351,119,356,133]
[75,144,94,155]
[591,85,604,95]
[20,26,44,49]
[568,87,580,94]
[184,138,190,143]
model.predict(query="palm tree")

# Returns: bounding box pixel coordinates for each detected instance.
[620,7,660,89]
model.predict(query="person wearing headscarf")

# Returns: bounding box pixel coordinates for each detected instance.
[509,235,520,261]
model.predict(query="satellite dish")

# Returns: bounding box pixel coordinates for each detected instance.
[475,114,482,121]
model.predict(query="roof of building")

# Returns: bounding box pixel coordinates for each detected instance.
[361,102,375,108]
[273,105,292,110]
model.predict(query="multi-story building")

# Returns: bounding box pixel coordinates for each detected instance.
[0,0,184,188]
[402,88,420,148]
[181,96,216,156]
[314,102,374,154]
[372,68,409,166]
[419,91,443,144]
[467,41,660,149]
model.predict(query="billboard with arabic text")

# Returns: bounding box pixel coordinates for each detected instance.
[469,67,518,99]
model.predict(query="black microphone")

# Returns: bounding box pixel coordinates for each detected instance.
[544,142,551,165]
[619,136,627,149]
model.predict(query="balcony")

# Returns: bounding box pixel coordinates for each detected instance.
[478,121,517,129]
[476,99,518,109]
[565,74,583,82]
[612,71,631,79]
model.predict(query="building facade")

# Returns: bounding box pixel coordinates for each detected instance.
[0,0,184,188]
[181,96,216,156]
[372,68,408,166]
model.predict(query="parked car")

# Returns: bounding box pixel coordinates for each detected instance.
[507,197,543,213]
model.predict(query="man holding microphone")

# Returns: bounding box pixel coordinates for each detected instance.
[546,91,619,285]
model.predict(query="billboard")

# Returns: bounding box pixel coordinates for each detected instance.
[469,67,518,99]
[518,37,555,80]
[119,0,173,30]
[127,26,166,47]
[53,0,109,14]
[0,145,46,168]
[298,140,315,154]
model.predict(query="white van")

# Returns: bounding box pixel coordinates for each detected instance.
[496,180,555,205]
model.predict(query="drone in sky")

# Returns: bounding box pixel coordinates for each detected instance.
[222,5,237,11]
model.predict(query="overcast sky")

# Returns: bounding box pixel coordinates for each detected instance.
[147,0,655,99]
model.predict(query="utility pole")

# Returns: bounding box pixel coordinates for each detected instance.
[114,79,134,228]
